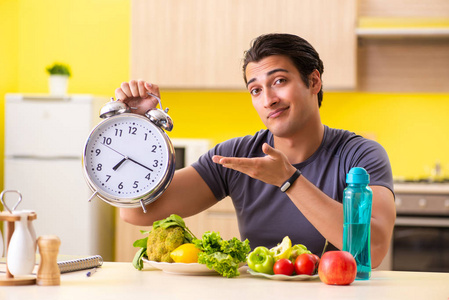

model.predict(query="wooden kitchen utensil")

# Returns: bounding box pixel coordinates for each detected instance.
[37,235,61,286]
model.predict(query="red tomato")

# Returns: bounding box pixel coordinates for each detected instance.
[273,258,294,276]
[312,254,320,265]
[294,253,319,275]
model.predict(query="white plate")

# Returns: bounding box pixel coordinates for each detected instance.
[247,269,320,281]
[142,257,216,275]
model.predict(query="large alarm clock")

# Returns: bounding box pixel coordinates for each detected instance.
[82,95,175,212]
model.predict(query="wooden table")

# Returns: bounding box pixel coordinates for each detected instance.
[1,262,449,299]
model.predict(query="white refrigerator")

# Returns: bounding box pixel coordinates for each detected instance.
[3,93,114,261]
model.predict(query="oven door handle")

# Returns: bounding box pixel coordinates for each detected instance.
[395,216,449,227]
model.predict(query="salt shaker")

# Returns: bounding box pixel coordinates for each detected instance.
[7,210,36,276]
[37,235,61,286]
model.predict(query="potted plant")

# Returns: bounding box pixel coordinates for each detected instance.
[46,63,71,95]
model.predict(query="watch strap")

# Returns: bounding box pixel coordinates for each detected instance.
[280,169,301,192]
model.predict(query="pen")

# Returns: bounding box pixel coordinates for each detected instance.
[86,268,97,277]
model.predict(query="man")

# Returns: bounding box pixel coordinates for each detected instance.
[116,33,396,268]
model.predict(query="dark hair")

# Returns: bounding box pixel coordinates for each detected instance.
[242,33,324,107]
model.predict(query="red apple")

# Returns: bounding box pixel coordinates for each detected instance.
[318,251,357,285]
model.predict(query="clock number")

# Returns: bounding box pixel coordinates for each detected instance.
[103,137,112,145]
[96,164,102,171]
[144,133,148,141]
[133,181,139,188]
[115,129,123,137]
[153,160,159,168]
[95,149,101,156]
[151,145,157,153]
[106,175,111,182]
[145,173,151,180]
[129,126,137,135]
[118,182,124,190]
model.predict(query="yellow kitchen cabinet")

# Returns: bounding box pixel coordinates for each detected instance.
[130,0,357,90]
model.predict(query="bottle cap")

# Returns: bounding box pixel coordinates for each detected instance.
[346,167,370,184]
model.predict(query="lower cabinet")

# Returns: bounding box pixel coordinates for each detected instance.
[184,197,240,241]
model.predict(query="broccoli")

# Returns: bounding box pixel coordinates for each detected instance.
[146,226,185,262]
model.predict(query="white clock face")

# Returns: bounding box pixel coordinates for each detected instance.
[83,114,173,204]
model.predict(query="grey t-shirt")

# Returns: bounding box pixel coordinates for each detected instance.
[192,125,394,254]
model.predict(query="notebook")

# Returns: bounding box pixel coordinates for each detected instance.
[57,255,103,273]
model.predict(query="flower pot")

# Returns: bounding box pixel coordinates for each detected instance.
[49,75,69,95]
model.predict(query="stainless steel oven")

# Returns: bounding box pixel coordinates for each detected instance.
[381,184,449,272]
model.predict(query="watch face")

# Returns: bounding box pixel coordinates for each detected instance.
[83,114,174,206]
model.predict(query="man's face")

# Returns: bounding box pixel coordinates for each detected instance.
[245,55,320,138]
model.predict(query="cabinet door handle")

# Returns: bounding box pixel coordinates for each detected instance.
[418,198,427,208]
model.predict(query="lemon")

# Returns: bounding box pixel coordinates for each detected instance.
[270,236,292,261]
[170,243,201,263]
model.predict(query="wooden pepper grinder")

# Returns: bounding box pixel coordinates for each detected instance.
[37,235,61,286]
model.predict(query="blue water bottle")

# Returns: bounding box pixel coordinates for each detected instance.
[342,167,373,280]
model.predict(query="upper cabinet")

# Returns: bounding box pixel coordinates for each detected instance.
[130,0,357,90]
[357,0,449,38]
[357,0,449,92]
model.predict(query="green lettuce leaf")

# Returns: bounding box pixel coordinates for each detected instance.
[193,231,251,278]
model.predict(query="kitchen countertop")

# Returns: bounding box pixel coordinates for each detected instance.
[2,262,449,299]
[394,182,449,194]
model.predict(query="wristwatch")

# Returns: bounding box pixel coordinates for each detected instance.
[280,169,301,192]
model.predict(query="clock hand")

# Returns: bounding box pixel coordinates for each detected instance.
[101,143,126,157]
[128,158,154,172]
[101,142,154,172]
[112,157,128,171]
[102,143,129,170]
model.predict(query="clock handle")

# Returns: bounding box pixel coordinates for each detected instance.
[147,92,163,110]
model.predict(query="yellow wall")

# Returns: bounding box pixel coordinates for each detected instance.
[160,91,449,180]
[321,92,449,180]
[2,0,449,194]
[0,0,130,191]
[0,0,20,191]
[16,0,130,94]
